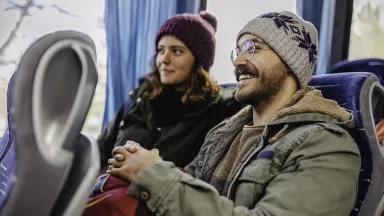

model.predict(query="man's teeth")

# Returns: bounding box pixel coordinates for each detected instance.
[239,74,255,80]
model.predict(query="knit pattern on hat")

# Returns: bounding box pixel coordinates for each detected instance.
[156,11,217,70]
[237,11,318,88]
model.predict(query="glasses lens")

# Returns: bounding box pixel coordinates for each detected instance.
[230,48,238,62]
[243,40,255,54]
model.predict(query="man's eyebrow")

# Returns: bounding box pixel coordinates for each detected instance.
[251,38,266,44]
[237,38,266,47]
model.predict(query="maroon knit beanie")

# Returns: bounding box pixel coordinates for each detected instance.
[155,11,217,70]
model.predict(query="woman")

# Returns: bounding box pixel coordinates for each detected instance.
[98,11,242,169]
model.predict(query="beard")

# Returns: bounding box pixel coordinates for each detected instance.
[234,61,288,107]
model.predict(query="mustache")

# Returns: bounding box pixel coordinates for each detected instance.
[234,62,259,81]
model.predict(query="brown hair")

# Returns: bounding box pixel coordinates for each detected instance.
[143,64,220,105]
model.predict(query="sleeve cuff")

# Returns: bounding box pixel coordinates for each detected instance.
[128,160,183,211]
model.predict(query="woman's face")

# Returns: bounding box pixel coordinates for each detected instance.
[156,35,195,89]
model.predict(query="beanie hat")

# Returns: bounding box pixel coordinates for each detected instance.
[155,11,217,70]
[237,11,318,88]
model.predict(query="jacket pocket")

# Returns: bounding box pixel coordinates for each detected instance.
[239,152,279,183]
[234,157,279,208]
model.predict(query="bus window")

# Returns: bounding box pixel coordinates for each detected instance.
[349,0,384,59]
[0,0,106,138]
[206,0,296,84]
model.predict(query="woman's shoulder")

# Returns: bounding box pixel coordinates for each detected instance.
[131,80,151,98]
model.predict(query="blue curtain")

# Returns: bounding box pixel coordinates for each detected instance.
[103,0,199,128]
[297,0,324,74]
[315,0,336,75]
[296,0,323,33]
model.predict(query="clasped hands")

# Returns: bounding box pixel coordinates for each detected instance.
[106,141,162,181]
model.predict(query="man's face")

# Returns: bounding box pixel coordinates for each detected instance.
[233,33,290,106]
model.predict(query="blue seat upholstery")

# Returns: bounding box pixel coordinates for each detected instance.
[309,72,384,216]
[1,31,100,216]
[330,58,384,123]
[0,73,17,209]
[330,58,384,84]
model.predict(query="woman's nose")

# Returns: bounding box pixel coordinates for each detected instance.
[159,50,171,64]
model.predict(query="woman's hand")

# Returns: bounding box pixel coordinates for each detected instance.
[376,119,384,144]
[107,141,161,181]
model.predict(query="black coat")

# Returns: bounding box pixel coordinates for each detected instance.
[98,83,242,169]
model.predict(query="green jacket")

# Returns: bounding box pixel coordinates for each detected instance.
[128,88,361,216]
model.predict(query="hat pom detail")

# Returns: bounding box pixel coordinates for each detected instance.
[200,11,217,32]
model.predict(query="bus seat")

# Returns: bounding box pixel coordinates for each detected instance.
[329,58,384,85]
[1,31,100,216]
[309,72,384,216]
[0,73,17,209]
[329,58,384,123]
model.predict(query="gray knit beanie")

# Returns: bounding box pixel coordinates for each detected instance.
[237,11,318,88]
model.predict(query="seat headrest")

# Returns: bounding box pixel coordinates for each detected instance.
[309,72,378,129]
[1,30,99,216]
[329,58,384,85]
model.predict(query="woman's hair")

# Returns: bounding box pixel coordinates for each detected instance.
[143,63,220,104]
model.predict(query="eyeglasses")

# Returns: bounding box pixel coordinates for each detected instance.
[230,39,271,63]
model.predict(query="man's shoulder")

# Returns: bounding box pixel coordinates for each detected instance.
[290,121,351,136]
[273,121,359,156]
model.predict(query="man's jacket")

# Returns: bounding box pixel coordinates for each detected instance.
[127,87,361,216]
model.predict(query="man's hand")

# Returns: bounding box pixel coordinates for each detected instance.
[107,141,162,181]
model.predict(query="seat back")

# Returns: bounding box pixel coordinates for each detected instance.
[1,31,99,216]
[330,58,384,124]
[309,72,384,216]
[0,73,17,209]
[329,58,384,85]
[51,134,100,216]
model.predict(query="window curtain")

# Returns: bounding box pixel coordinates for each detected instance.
[297,0,330,75]
[103,0,199,128]
[296,0,323,33]
[315,0,336,74]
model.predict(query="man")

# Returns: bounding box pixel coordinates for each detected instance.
[107,11,360,216]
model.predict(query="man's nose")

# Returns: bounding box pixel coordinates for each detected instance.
[232,53,248,67]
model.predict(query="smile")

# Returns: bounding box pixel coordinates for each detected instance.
[238,74,257,81]
[235,65,259,82]
[236,69,258,82]
[161,69,173,72]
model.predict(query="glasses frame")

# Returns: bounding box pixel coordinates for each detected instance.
[230,39,270,63]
